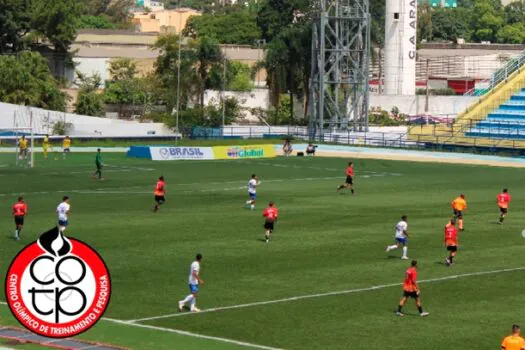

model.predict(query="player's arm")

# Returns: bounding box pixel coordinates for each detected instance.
[403,229,408,238]
[193,271,204,284]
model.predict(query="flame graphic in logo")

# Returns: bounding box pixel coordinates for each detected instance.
[37,227,72,257]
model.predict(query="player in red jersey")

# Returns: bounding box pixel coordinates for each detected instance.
[153,176,166,212]
[336,162,355,194]
[444,220,458,266]
[12,197,28,241]
[396,260,429,317]
[497,188,511,224]
[262,202,279,243]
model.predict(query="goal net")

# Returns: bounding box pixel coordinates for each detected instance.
[0,108,36,168]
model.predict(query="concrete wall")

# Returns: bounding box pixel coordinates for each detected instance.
[370,95,477,116]
[0,103,173,136]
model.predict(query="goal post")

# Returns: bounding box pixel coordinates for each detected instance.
[0,127,35,168]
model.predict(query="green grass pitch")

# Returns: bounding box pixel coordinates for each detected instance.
[1,153,525,349]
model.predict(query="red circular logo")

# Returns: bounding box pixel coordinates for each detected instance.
[5,227,111,338]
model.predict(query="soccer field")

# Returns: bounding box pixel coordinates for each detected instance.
[1,153,525,350]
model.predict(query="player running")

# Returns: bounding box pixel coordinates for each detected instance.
[497,188,511,224]
[451,194,467,231]
[12,197,28,241]
[336,162,355,194]
[262,201,279,243]
[501,324,525,350]
[245,174,260,210]
[42,134,50,159]
[57,196,71,232]
[178,253,204,313]
[444,220,458,266]
[92,148,104,180]
[396,260,429,317]
[62,136,71,159]
[153,176,166,212]
[385,215,409,260]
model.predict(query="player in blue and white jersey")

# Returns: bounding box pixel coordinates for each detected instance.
[385,215,409,260]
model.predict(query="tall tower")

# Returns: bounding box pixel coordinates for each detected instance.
[309,0,371,139]
[384,0,417,95]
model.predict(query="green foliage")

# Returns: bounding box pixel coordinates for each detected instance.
[417,3,433,42]
[208,61,254,92]
[31,0,84,52]
[75,72,104,116]
[109,58,138,81]
[52,120,73,135]
[0,51,67,110]
[184,12,261,45]
[504,1,525,24]
[497,23,525,44]
[77,15,116,29]
[368,106,407,126]
[415,88,457,95]
[430,7,472,41]
[0,0,33,53]
[176,96,242,128]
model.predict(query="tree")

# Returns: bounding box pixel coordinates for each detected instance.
[109,58,138,82]
[470,0,504,42]
[31,0,84,53]
[431,7,472,41]
[75,72,104,116]
[0,51,67,110]
[503,1,525,24]
[497,23,525,44]
[105,0,134,26]
[417,3,433,43]
[208,61,254,92]
[0,0,33,53]
[184,12,262,45]
[77,15,116,29]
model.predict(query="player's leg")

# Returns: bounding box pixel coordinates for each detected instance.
[385,241,399,252]
[248,194,256,210]
[58,220,67,233]
[43,146,48,159]
[415,296,429,316]
[457,212,464,231]
[499,207,507,223]
[396,295,408,316]
[179,285,197,312]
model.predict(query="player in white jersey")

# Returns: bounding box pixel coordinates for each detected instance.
[245,174,260,210]
[56,196,71,232]
[385,215,409,259]
[178,253,204,313]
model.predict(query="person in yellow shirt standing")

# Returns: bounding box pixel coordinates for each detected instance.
[62,136,71,159]
[18,136,28,161]
[451,194,467,231]
[42,134,50,159]
[501,324,525,350]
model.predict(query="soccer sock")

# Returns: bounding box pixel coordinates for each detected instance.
[500,215,505,223]
[402,246,408,257]
[449,255,454,263]
[351,188,354,194]
[182,294,194,304]
[388,245,398,250]
[418,306,423,314]
[15,230,19,238]
[190,298,196,309]
[397,305,402,312]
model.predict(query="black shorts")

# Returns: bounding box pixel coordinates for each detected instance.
[155,195,165,203]
[64,148,70,153]
[403,290,418,299]
[447,245,458,252]
[345,176,353,185]
[96,163,102,170]
[500,207,508,214]
[264,221,274,230]
[14,216,24,225]
[453,210,463,219]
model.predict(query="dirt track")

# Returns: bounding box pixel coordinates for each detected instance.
[280,150,525,168]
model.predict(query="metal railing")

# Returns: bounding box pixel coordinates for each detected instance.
[464,49,525,96]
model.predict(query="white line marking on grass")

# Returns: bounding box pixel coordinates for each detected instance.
[0,302,281,350]
[127,266,525,323]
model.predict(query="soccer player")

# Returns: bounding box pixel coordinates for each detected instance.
[502,324,525,350]
[56,196,71,232]
[12,197,27,241]
[246,174,259,210]
[62,136,71,159]
[336,162,355,194]
[497,188,511,224]
[92,149,104,180]
[451,194,467,231]
[178,253,204,313]
[153,176,166,212]
[262,201,279,243]
[18,136,28,161]
[444,219,458,266]
[42,134,50,159]
[385,215,409,260]
[396,260,429,317]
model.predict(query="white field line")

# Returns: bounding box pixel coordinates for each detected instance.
[0,174,395,198]
[127,266,525,323]
[0,302,281,350]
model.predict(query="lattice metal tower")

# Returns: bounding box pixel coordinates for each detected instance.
[309,0,371,139]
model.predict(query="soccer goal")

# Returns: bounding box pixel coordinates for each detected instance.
[0,110,36,168]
